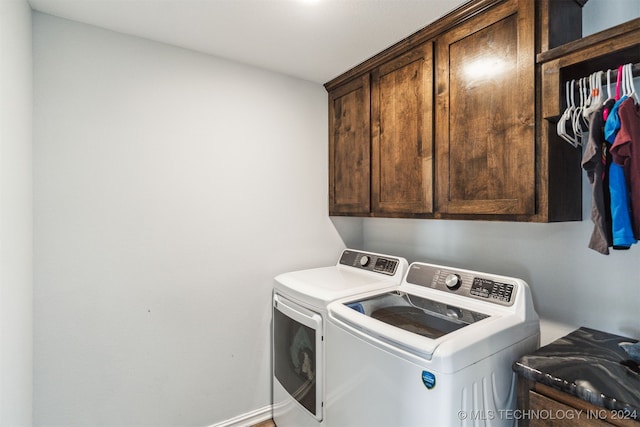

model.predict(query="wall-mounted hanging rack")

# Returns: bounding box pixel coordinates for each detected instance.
[556,62,639,147]
[535,16,640,223]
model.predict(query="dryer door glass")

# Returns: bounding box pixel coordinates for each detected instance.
[273,295,322,420]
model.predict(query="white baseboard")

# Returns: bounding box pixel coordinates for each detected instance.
[209,405,273,427]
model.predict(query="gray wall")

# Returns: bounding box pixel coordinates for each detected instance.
[582,0,640,36]
[0,0,33,425]
[32,13,346,427]
[361,217,639,337]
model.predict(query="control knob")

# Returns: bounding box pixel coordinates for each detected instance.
[445,273,462,290]
[359,255,370,267]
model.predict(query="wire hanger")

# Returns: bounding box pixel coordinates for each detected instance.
[603,69,614,121]
[583,71,603,120]
[583,74,593,116]
[557,80,580,147]
[572,77,589,145]
[615,64,623,101]
[621,63,629,98]
[624,63,639,103]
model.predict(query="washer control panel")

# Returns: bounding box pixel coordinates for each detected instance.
[470,278,514,303]
[339,250,398,276]
[405,263,517,306]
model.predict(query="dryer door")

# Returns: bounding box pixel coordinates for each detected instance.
[273,293,323,421]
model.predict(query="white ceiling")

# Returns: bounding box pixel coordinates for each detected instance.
[28,0,468,83]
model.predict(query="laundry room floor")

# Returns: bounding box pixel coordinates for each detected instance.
[251,420,275,427]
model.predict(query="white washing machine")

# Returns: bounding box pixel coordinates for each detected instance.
[272,249,408,427]
[325,261,540,427]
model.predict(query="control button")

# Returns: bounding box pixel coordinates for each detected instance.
[359,255,370,267]
[445,274,462,290]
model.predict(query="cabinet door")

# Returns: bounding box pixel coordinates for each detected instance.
[371,42,433,215]
[435,0,535,215]
[328,75,370,215]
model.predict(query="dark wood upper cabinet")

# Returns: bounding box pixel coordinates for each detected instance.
[329,45,434,217]
[435,0,535,215]
[372,42,433,215]
[328,74,370,215]
[325,0,594,222]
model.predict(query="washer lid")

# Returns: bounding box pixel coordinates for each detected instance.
[329,291,512,365]
[332,289,498,361]
[329,293,448,360]
[328,283,539,372]
[363,291,490,339]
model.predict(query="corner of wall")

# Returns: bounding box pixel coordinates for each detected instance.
[330,216,365,249]
[0,0,34,425]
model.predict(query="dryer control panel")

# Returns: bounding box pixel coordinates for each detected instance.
[339,250,399,276]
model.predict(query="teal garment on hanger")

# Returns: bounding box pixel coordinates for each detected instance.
[604,96,637,249]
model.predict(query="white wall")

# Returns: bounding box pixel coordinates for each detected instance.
[32,13,349,426]
[359,0,640,342]
[0,0,33,426]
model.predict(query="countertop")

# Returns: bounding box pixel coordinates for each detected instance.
[513,327,640,418]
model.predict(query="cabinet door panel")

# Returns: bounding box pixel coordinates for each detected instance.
[436,0,535,215]
[372,42,433,214]
[329,75,370,215]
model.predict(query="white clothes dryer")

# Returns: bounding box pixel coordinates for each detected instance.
[272,249,408,427]
[325,261,540,427]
